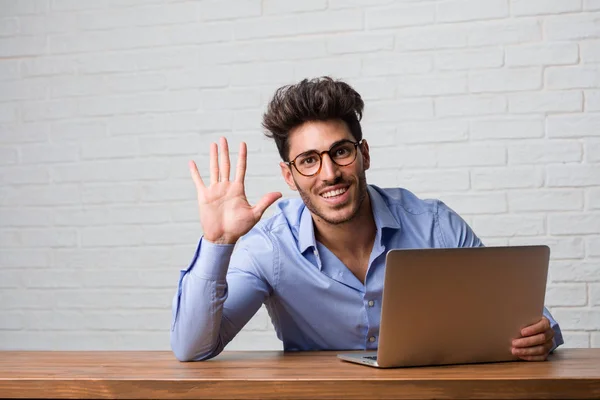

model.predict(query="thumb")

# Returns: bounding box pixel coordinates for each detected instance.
[252,192,282,220]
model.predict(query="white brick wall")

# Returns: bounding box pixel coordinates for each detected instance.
[0,1,598,351]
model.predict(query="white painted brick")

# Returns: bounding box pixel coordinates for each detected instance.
[0,228,77,248]
[508,140,582,164]
[0,104,18,123]
[437,144,506,167]
[80,183,140,205]
[197,0,261,20]
[350,79,396,100]
[22,99,79,122]
[506,43,579,66]
[549,213,600,235]
[234,9,363,39]
[51,0,163,11]
[546,66,600,89]
[546,284,588,306]
[110,112,232,135]
[75,3,197,30]
[397,170,470,192]
[545,14,600,40]
[472,215,545,237]
[585,0,600,9]
[547,114,600,138]
[508,189,583,211]
[581,39,600,62]
[396,25,468,50]
[0,208,53,227]
[468,19,542,46]
[78,91,201,117]
[2,185,80,206]
[369,146,436,169]
[511,0,582,16]
[435,94,506,117]
[140,181,195,202]
[396,72,467,97]
[263,0,326,14]
[17,14,78,35]
[80,138,138,160]
[0,312,22,330]
[561,331,590,348]
[434,48,504,70]
[170,201,199,223]
[366,3,435,29]
[0,37,46,57]
[230,62,295,86]
[0,250,51,268]
[20,56,78,77]
[51,120,107,142]
[80,226,143,247]
[362,54,433,76]
[141,223,199,246]
[470,68,542,93]
[437,0,508,22]
[586,139,600,162]
[366,99,433,122]
[593,332,600,347]
[200,88,262,110]
[586,237,600,256]
[0,60,20,81]
[470,117,544,140]
[0,147,17,165]
[0,166,50,185]
[52,208,110,227]
[4,0,49,15]
[0,80,48,102]
[20,143,79,164]
[509,236,585,259]
[50,159,171,183]
[471,167,544,189]
[327,33,394,55]
[0,123,49,144]
[438,193,507,215]
[50,73,166,98]
[395,120,468,144]
[592,284,600,306]
[79,49,198,75]
[0,17,19,36]
[329,0,394,8]
[294,57,361,81]
[587,188,600,210]
[139,134,201,157]
[585,90,600,110]
[547,165,600,187]
[508,91,583,113]
[552,309,600,330]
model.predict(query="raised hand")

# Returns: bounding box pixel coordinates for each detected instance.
[189,137,282,245]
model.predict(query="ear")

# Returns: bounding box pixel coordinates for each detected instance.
[360,140,370,171]
[280,162,298,191]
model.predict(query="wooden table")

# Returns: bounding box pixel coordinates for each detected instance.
[1,349,599,399]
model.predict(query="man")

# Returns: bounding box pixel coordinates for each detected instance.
[170,77,563,362]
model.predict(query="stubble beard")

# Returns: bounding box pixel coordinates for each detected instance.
[296,170,368,226]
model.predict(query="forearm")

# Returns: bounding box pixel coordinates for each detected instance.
[170,238,234,362]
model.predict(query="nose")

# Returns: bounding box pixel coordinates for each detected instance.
[319,152,340,181]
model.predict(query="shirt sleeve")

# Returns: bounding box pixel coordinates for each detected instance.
[170,230,274,362]
[435,200,564,352]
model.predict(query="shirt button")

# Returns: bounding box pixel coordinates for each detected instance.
[369,336,376,343]
[368,300,374,307]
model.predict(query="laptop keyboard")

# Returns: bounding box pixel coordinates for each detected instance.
[364,355,378,360]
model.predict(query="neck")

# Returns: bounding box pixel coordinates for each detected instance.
[313,193,376,256]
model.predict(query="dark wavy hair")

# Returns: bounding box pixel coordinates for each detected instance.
[262,76,364,161]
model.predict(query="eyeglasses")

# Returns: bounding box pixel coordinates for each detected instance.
[285,139,363,177]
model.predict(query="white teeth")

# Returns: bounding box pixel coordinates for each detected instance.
[321,187,347,198]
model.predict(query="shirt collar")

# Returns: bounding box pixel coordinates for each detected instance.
[297,184,401,254]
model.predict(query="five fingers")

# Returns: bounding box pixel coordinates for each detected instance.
[199,138,250,187]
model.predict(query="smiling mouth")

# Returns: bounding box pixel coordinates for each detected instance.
[320,187,348,199]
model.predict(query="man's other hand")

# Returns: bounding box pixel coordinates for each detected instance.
[511,317,555,361]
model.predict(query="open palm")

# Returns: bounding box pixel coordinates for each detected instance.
[189,137,282,245]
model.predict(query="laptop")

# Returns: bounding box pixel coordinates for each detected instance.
[337,245,550,368]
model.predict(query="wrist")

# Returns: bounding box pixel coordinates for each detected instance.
[203,234,239,245]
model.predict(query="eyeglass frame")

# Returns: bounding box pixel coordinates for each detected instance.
[284,139,365,177]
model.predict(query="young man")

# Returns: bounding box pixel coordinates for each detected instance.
[170,77,563,362]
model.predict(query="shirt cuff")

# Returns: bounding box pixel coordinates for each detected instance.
[186,237,235,281]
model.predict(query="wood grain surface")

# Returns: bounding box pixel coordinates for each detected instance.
[1,349,599,399]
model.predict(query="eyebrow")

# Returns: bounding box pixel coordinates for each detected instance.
[292,139,350,161]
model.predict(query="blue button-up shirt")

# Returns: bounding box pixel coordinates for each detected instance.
[170,185,563,361]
